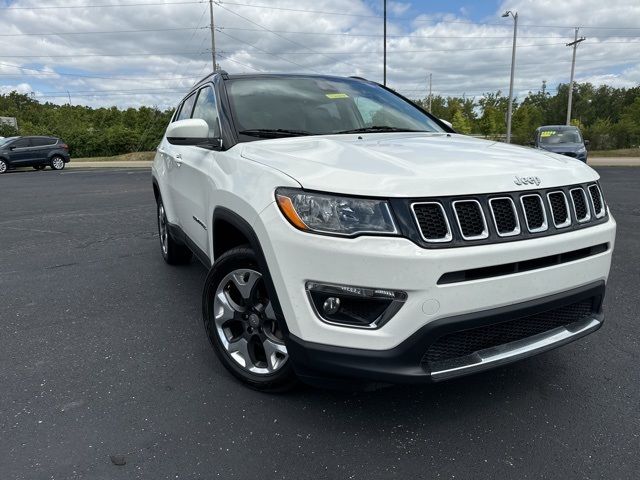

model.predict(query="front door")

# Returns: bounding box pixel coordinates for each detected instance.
[172,85,222,257]
[8,137,34,166]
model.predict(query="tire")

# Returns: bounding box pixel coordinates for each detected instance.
[156,199,192,265]
[33,165,46,171]
[0,159,7,174]
[50,156,65,171]
[202,247,297,392]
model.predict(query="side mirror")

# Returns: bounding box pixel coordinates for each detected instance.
[584,139,590,147]
[439,118,453,129]
[166,119,220,148]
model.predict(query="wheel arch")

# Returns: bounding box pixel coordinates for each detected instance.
[211,207,291,337]
[152,177,160,202]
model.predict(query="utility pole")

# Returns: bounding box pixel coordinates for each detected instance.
[428,73,432,112]
[502,10,518,143]
[209,0,217,72]
[566,28,586,125]
[383,0,387,86]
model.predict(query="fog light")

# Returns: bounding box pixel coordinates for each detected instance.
[306,281,407,329]
[323,297,341,315]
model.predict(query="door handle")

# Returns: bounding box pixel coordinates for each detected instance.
[175,153,183,167]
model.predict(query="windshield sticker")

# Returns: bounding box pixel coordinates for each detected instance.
[326,93,349,99]
[540,131,556,137]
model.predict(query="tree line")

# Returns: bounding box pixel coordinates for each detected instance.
[1,82,639,157]
[0,92,173,157]
[414,82,640,150]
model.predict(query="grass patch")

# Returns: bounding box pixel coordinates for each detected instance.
[73,151,156,162]
[589,148,640,158]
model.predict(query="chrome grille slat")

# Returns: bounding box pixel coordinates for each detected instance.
[570,188,591,223]
[588,184,605,218]
[489,197,520,237]
[547,191,571,228]
[411,202,452,243]
[452,200,489,240]
[520,194,548,233]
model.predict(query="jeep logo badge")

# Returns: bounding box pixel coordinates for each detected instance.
[514,175,541,186]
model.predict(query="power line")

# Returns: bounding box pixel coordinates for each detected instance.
[217,26,640,40]
[0,1,204,10]
[0,61,207,80]
[0,26,207,37]
[217,52,263,71]
[0,51,209,58]
[214,3,364,73]
[215,2,640,31]
[215,30,323,74]
[215,1,380,18]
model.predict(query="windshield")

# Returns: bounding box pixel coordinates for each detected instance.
[226,76,445,139]
[538,128,582,145]
[0,136,17,146]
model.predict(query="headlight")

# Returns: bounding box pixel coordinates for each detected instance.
[577,147,587,154]
[275,188,398,236]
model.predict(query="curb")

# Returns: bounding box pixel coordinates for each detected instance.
[68,161,153,169]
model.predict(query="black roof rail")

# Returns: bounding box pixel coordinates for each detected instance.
[193,70,229,86]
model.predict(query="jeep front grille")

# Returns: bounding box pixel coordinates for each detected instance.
[399,182,608,248]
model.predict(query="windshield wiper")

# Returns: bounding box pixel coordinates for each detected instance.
[238,128,313,138]
[332,126,429,134]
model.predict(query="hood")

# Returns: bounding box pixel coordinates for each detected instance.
[539,143,585,153]
[240,133,599,197]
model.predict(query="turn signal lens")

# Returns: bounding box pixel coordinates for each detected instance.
[276,194,309,231]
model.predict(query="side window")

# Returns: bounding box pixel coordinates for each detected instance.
[12,138,31,148]
[32,138,55,147]
[176,93,197,122]
[191,86,221,137]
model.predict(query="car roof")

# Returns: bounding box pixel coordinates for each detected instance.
[192,71,372,90]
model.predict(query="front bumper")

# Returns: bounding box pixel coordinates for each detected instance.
[286,282,604,385]
[255,202,615,383]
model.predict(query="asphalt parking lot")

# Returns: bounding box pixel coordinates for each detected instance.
[0,167,638,479]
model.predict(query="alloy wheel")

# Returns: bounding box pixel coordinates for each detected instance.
[213,268,288,374]
[52,157,64,170]
[0,160,6,174]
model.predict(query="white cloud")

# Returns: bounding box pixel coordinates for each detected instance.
[0,0,637,108]
[0,82,33,95]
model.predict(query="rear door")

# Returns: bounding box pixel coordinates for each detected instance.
[171,84,221,256]
[30,137,56,164]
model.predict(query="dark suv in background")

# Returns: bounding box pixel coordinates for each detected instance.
[0,136,70,174]
[534,125,589,162]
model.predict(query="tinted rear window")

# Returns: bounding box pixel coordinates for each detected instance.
[31,137,57,147]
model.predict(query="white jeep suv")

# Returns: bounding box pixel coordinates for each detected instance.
[152,72,615,391]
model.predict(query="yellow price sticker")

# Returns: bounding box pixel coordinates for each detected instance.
[540,131,556,137]
[326,93,349,99]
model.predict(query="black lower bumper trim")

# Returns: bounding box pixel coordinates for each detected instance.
[286,281,605,385]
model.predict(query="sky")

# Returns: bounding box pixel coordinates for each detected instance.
[0,0,639,110]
